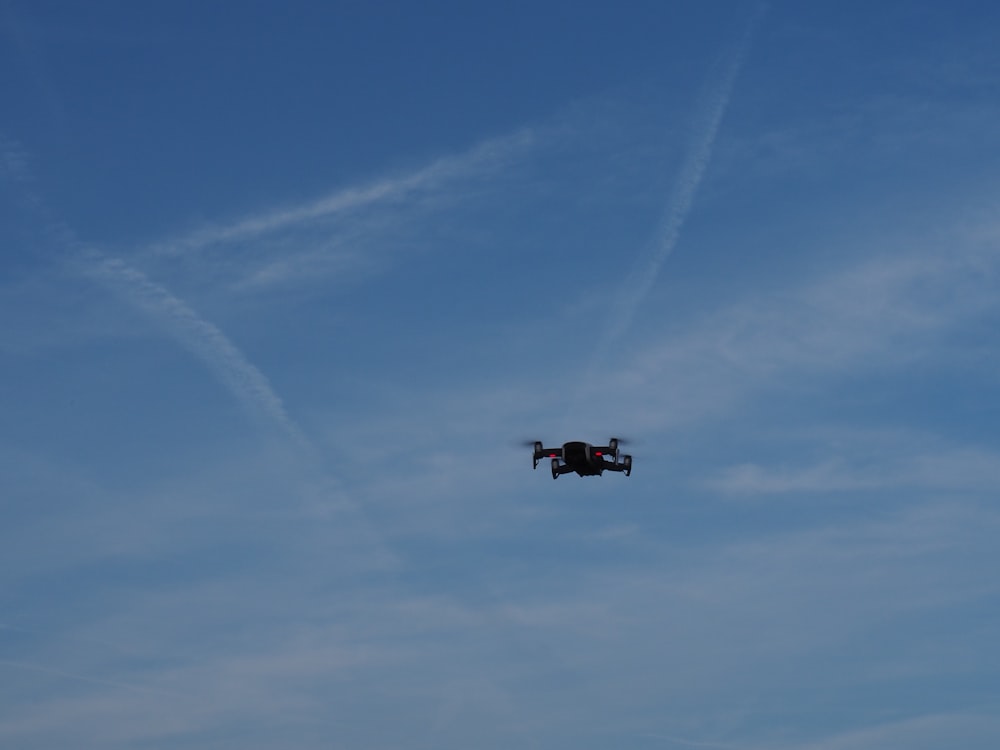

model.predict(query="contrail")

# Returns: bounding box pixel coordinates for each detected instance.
[566,6,765,424]
[146,128,535,258]
[608,6,765,345]
[1,135,308,449]
[82,250,309,449]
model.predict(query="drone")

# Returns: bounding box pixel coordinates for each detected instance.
[529,438,632,479]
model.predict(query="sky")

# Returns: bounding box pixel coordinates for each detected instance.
[2,1,1000,747]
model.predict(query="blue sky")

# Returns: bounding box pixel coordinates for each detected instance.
[3,1,1000,747]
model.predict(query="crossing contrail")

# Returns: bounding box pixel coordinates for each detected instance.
[566,6,765,426]
[83,250,309,449]
[1,135,307,449]
[146,128,535,258]
[608,6,765,346]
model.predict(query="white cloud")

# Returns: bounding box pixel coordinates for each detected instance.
[708,444,1000,496]
[707,459,873,495]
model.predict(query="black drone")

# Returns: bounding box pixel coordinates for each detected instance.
[530,438,632,479]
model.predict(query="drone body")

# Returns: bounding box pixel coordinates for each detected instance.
[531,438,632,479]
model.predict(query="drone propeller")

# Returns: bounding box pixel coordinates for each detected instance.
[517,437,636,447]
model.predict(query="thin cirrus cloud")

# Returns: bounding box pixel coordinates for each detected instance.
[707,444,1000,496]
[1,486,995,747]
[795,712,1000,750]
[0,658,175,698]
[592,237,1000,434]
[345,212,1000,464]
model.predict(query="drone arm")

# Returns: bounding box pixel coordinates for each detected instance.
[553,461,575,476]
[602,455,633,475]
[534,447,562,460]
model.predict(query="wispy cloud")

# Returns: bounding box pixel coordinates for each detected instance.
[575,239,1000,434]
[796,711,1000,750]
[0,659,174,697]
[146,128,535,259]
[707,459,874,495]
[312,210,1000,477]
[707,444,1000,496]
[3,488,996,748]
[128,127,541,301]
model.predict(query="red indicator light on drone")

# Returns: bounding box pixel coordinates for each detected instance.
[595,451,602,456]
[549,453,558,457]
